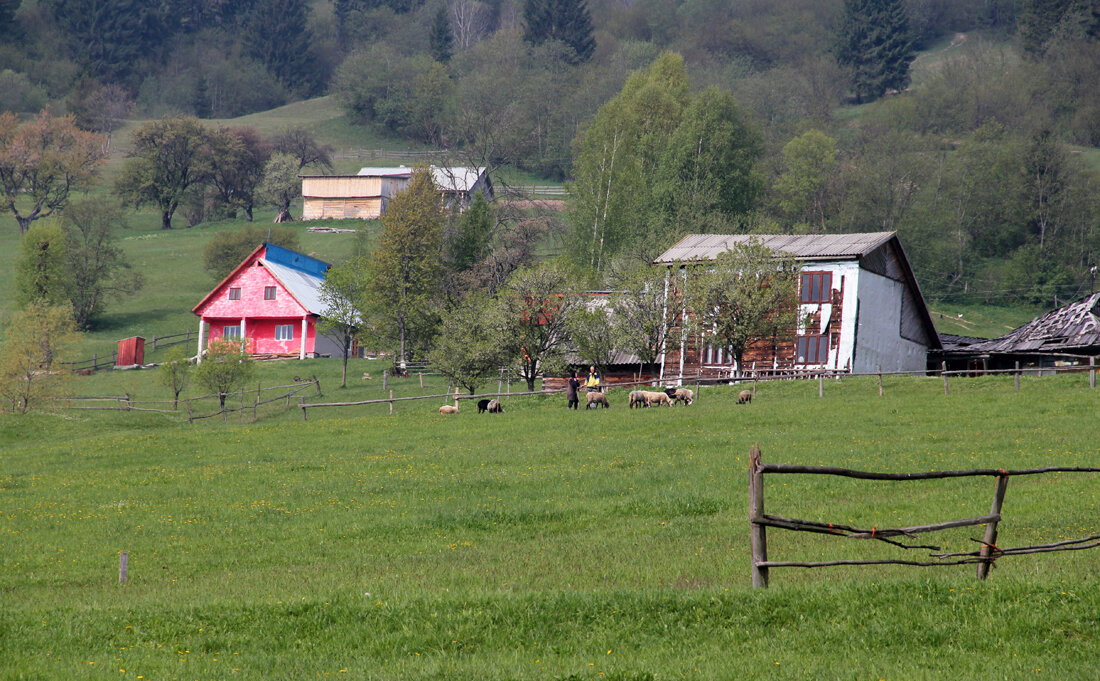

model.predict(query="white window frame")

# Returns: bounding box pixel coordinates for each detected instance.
[223,325,242,340]
[275,324,294,341]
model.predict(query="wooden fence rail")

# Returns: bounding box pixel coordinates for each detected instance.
[748,444,1100,588]
[59,329,195,372]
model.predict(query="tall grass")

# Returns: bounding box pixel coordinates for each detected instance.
[2,373,1098,679]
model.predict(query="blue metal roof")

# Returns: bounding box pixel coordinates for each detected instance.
[263,243,330,278]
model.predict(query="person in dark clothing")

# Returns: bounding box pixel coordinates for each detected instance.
[566,370,581,410]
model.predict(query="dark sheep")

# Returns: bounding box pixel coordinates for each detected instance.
[477,398,492,413]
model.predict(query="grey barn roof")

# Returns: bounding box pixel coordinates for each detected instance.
[653,232,897,265]
[961,293,1100,355]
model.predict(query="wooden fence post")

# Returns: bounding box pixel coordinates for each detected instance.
[383,370,388,391]
[942,361,949,396]
[420,373,424,389]
[125,393,131,411]
[119,552,128,584]
[1015,361,1020,393]
[977,474,1010,580]
[314,376,321,395]
[1090,357,1095,390]
[818,372,824,398]
[389,390,394,415]
[187,399,193,424]
[300,397,307,421]
[878,365,883,397]
[749,444,769,589]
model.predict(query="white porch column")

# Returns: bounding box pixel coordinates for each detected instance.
[300,317,308,360]
[240,317,247,344]
[196,317,205,364]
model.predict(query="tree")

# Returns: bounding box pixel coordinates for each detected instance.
[567,305,615,378]
[202,225,299,279]
[257,153,302,223]
[450,190,494,272]
[208,126,269,221]
[366,166,445,372]
[195,339,255,409]
[0,302,80,414]
[318,255,370,388]
[685,240,800,376]
[0,111,106,234]
[45,0,163,83]
[499,260,578,391]
[430,5,454,63]
[523,0,596,63]
[60,198,144,330]
[242,0,323,97]
[69,82,133,154]
[429,293,512,394]
[115,116,212,230]
[834,0,914,103]
[270,127,334,173]
[609,264,676,382]
[568,52,690,270]
[15,223,68,308]
[158,345,192,409]
[649,86,764,246]
[773,129,839,231]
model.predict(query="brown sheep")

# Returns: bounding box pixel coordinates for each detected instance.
[486,399,504,413]
[439,404,459,414]
[738,389,752,404]
[642,391,672,407]
[585,391,610,409]
[628,390,647,408]
[669,387,694,406]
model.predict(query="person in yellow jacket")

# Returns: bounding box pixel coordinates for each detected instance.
[584,365,601,392]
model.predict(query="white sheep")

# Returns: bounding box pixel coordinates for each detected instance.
[439,404,459,414]
[585,391,610,409]
[737,389,752,404]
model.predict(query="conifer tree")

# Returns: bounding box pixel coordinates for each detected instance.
[523,0,596,63]
[834,0,914,103]
[429,5,454,63]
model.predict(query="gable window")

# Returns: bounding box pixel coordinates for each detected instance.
[223,325,242,340]
[228,287,241,300]
[800,272,832,304]
[796,334,829,364]
[264,286,277,300]
[275,324,294,341]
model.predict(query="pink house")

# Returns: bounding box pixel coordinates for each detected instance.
[192,243,345,360]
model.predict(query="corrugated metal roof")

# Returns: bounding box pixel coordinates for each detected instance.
[261,259,327,315]
[653,232,897,264]
[355,165,487,193]
[964,293,1100,354]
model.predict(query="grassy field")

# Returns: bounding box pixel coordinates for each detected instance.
[2,370,1099,680]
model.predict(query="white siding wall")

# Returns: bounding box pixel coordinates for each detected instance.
[854,269,928,372]
[797,260,860,371]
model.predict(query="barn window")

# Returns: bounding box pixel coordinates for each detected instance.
[275,324,294,341]
[264,286,277,300]
[223,325,242,340]
[796,334,829,364]
[800,272,832,304]
[228,287,241,300]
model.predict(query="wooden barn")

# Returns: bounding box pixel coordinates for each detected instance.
[654,232,940,382]
[936,292,1100,372]
[301,165,492,220]
[192,244,348,361]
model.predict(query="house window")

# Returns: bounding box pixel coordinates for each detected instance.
[228,287,241,300]
[264,286,277,300]
[223,325,242,340]
[704,342,735,365]
[800,272,832,304]
[796,335,829,364]
[275,324,294,341]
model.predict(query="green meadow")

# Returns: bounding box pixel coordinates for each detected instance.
[2,369,1098,680]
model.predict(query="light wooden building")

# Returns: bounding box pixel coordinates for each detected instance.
[301,166,492,220]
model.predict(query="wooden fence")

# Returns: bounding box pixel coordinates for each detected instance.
[333,149,444,161]
[60,330,196,373]
[747,445,1100,588]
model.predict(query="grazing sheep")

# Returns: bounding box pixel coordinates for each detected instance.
[585,391,610,409]
[477,398,492,413]
[738,389,752,404]
[487,399,503,413]
[642,390,672,407]
[629,390,647,409]
[664,387,694,406]
[439,404,459,414]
